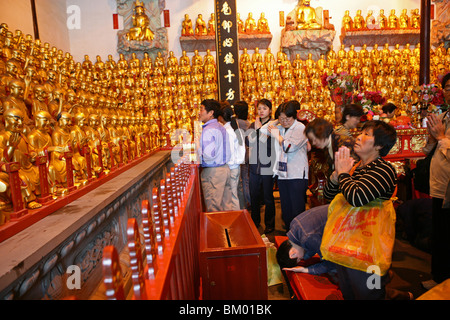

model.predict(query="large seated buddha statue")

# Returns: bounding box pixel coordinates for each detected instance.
[296,0,322,30]
[126,0,154,41]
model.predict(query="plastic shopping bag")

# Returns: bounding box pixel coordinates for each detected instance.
[320,193,396,276]
[262,235,283,286]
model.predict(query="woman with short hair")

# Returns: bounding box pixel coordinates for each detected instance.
[323,120,398,299]
[268,100,309,230]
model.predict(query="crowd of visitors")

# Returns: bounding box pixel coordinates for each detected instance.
[197,73,450,300]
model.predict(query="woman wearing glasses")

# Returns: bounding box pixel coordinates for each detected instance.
[268,100,309,231]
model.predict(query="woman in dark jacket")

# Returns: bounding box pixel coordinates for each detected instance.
[247,99,277,233]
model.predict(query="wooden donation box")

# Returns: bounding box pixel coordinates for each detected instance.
[199,210,268,300]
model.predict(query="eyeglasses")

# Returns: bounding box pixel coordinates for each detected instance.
[278,116,293,123]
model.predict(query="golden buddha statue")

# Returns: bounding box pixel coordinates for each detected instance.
[167,50,178,72]
[0,108,42,209]
[388,9,398,29]
[342,10,353,31]
[105,54,116,70]
[276,50,288,68]
[337,44,347,59]
[27,111,61,192]
[108,114,126,161]
[70,111,90,172]
[22,66,39,101]
[49,87,70,120]
[126,0,154,41]
[381,43,391,60]
[3,79,32,127]
[154,51,166,74]
[377,9,388,29]
[399,9,410,29]
[117,53,128,72]
[410,9,420,29]
[347,44,357,59]
[304,52,315,69]
[245,13,257,33]
[353,10,365,29]
[257,13,270,33]
[392,43,402,62]
[84,113,103,175]
[99,114,115,169]
[180,50,190,68]
[240,48,250,70]
[263,47,275,65]
[141,51,153,73]
[1,59,21,98]
[81,54,93,70]
[272,71,282,93]
[296,0,322,30]
[43,69,59,97]
[195,14,207,36]
[207,13,215,35]
[237,13,244,33]
[30,84,49,117]
[148,115,159,150]
[181,14,194,36]
[358,43,369,59]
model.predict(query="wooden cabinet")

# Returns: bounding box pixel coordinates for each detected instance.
[199,210,267,300]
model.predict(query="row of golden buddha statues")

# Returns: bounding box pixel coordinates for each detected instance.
[342,8,420,31]
[240,42,449,123]
[181,12,270,37]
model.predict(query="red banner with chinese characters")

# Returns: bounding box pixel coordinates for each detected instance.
[214,0,241,104]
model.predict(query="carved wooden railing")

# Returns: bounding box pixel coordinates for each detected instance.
[102,159,202,300]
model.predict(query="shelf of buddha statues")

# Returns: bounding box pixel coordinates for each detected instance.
[340,28,420,48]
[179,33,272,53]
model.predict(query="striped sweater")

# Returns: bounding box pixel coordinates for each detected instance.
[323,158,397,207]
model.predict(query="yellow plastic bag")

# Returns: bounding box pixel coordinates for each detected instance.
[320,193,396,276]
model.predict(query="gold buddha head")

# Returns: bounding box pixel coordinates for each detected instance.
[75,112,87,127]
[110,115,118,126]
[8,79,25,98]
[6,59,21,76]
[58,112,72,128]
[33,85,47,102]
[35,111,52,131]
[52,87,65,101]
[4,108,24,133]
[301,0,311,6]
[88,113,99,128]
[67,89,77,104]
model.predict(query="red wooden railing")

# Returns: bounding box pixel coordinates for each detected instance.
[102,159,202,300]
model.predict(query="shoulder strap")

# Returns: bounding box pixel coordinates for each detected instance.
[349,161,361,176]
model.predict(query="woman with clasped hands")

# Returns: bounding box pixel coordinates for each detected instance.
[267,101,309,231]
[323,120,398,299]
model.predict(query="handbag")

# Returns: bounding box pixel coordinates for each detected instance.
[320,162,396,276]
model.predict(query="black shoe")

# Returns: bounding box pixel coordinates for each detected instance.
[264,227,274,234]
